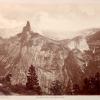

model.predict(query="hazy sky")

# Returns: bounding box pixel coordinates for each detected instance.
[0,0,100,4]
[0,0,100,39]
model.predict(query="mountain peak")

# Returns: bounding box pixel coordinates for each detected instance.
[22,21,31,33]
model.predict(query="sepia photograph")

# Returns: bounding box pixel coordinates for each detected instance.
[0,0,100,97]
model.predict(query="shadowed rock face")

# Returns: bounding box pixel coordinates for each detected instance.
[0,21,89,93]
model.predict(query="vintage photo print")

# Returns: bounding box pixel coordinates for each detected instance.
[0,0,100,98]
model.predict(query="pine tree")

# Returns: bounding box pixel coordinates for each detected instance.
[72,84,80,95]
[50,80,64,95]
[94,72,100,94]
[26,65,42,94]
[5,74,12,82]
[82,72,100,95]
[4,73,12,85]
[82,77,90,94]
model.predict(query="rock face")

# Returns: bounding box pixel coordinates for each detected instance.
[86,31,100,75]
[0,37,5,45]
[0,21,90,93]
[62,36,90,87]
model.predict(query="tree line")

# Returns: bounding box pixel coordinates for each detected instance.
[0,65,100,95]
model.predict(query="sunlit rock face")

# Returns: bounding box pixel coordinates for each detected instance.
[0,22,91,93]
[67,36,89,52]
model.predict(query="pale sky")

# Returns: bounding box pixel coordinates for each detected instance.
[0,0,100,4]
[0,0,100,39]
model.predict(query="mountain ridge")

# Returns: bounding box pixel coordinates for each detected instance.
[0,21,99,93]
